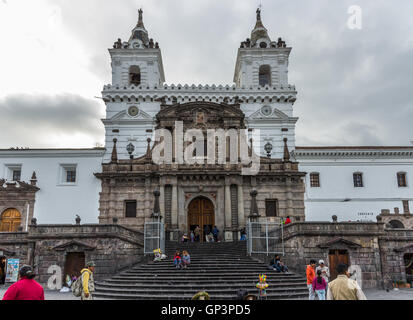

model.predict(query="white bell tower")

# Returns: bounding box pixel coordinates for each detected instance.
[234,8,291,89]
[102,9,166,163]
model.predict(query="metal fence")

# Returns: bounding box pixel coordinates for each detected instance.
[144,220,165,255]
[246,218,284,256]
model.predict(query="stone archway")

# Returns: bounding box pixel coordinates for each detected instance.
[0,209,22,232]
[187,197,215,242]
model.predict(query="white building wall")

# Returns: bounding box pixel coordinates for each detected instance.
[0,150,104,224]
[295,150,413,222]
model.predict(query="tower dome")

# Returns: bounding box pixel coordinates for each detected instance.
[129,9,150,48]
[251,8,271,48]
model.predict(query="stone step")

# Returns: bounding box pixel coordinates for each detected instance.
[96,280,303,291]
[93,291,308,301]
[94,287,307,295]
[105,276,304,282]
[95,241,306,300]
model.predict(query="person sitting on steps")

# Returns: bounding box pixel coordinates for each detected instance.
[182,251,191,269]
[173,251,183,269]
[269,255,289,273]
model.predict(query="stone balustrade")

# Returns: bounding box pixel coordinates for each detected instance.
[28,224,144,246]
[103,83,297,92]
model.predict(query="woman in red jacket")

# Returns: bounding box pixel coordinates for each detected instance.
[2,265,45,300]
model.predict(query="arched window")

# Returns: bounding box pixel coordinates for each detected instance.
[259,65,271,87]
[388,220,405,229]
[129,66,141,86]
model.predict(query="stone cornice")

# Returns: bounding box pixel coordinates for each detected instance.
[293,147,413,160]
[102,84,297,104]
[0,148,106,158]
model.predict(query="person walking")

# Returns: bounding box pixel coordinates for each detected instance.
[212,226,219,243]
[80,261,96,301]
[2,265,44,300]
[194,226,201,242]
[306,260,317,300]
[204,225,211,242]
[327,264,367,300]
[316,260,330,289]
[312,270,328,300]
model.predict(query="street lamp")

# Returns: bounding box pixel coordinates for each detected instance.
[264,142,273,159]
[127,143,135,160]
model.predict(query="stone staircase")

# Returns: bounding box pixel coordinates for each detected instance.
[94,241,308,300]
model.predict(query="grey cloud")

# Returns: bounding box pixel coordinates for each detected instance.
[0,94,105,148]
[7,0,413,147]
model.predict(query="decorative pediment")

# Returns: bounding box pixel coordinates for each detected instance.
[317,238,362,249]
[156,102,245,129]
[106,109,153,122]
[53,240,96,252]
[249,107,289,120]
[0,180,39,193]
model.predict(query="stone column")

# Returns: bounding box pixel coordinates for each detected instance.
[171,183,178,240]
[238,184,245,229]
[225,182,233,242]
[160,184,165,220]
[144,177,151,220]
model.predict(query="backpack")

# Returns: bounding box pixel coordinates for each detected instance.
[72,271,87,297]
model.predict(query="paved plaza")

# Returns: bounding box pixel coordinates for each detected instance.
[1,286,412,301]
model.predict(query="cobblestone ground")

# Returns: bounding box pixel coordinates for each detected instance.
[1,287,412,300]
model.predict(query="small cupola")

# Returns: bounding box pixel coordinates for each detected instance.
[250,8,272,48]
[129,9,150,48]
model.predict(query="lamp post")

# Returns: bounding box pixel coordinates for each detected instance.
[264,142,273,159]
[127,143,135,160]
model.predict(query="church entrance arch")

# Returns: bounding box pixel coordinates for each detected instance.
[188,197,215,242]
[0,209,22,232]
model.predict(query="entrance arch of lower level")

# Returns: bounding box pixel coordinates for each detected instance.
[187,197,215,241]
[0,208,22,232]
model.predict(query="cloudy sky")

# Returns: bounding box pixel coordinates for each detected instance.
[0,0,412,149]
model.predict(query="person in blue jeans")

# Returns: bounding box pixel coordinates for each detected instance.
[270,255,289,273]
[212,226,219,242]
[312,270,327,300]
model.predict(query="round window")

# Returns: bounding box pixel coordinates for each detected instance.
[128,106,139,117]
[260,42,268,48]
[261,105,272,117]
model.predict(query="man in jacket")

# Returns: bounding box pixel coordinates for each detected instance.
[327,263,367,300]
[2,265,44,300]
[306,260,317,300]
[81,261,96,301]
[316,260,330,286]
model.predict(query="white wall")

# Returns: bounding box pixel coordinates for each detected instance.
[0,150,104,224]
[296,154,413,222]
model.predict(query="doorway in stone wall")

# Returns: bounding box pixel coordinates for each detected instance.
[64,252,85,285]
[329,249,350,281]
[404,254,413,283]
[188,197,215,243]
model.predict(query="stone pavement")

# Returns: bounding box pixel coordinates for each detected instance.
[1,286,412,300]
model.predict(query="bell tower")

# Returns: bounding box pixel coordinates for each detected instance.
[110,9,165,87]
[102,10,166,163]
[234,8,291,88]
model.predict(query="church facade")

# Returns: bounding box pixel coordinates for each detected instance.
[0,9,413,289]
